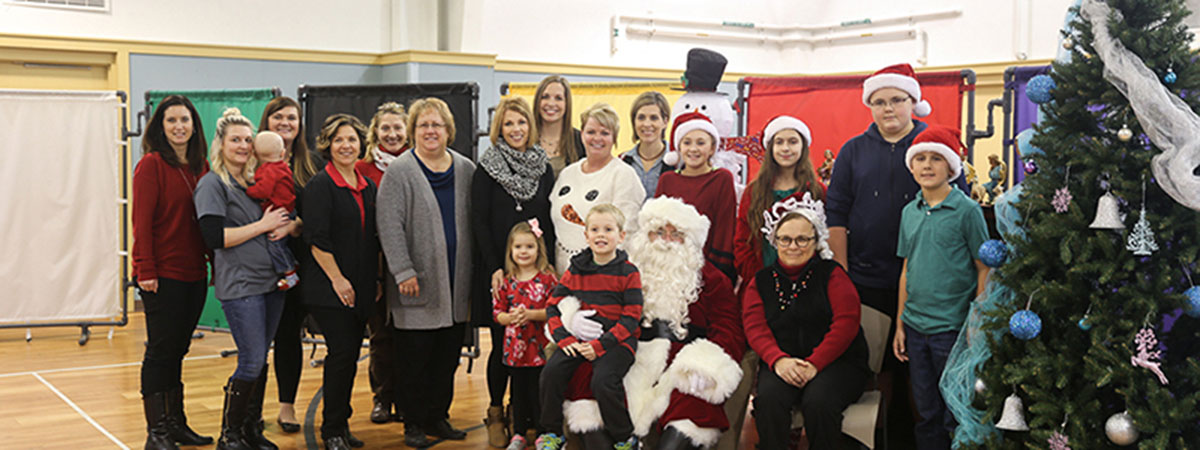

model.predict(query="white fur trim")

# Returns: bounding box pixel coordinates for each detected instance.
[913,99,932,117]
[905,142,963,182]
[763,116,812,147]
[563,400,604,433]
[862,72,921,106]
[665,339,742,404]
[635,197,711,247]
[672,119,721,153]
[624,338,674,437]
[665,419,722,448]
[552,296,582,342]
[663,150,680,166]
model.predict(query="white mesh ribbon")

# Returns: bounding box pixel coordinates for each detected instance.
[1081,0,1200,212]
[760,192,833,259]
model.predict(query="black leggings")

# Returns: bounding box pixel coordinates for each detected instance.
[487,324,510,407]
[509,366,542,434]
[309,306,366,437]
[140,277,207,395]
[272,290,306,403]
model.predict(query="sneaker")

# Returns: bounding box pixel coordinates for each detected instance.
[506,434,527,450]
[278,270,299,290]
[534,433,565,450]
[613,436,638,450]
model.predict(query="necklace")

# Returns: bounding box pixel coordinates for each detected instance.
[175,166,196,192]
[637,142,665,162]
[772,265,814,311]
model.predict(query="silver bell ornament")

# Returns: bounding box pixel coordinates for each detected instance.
[1105,411,1139,446]
[1062,37,1074,49]
[1089,192,1125,229]
[995,392,1030,431]
[1117,124,1133,142]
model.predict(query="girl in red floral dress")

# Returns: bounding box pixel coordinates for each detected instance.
[494,219,558,449]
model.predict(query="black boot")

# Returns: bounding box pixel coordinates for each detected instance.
[657,426,700,450]
[426,419,467,440]
[345,429,364,448]
[404,423,436,448]
[242,368,278,450]
[323,436,351,450]
[581,430,615,449]
[166,386,214,445]
[217,378,256,450]
[143,391,180,450]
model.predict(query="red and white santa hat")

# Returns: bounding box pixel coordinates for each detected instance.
[905,124,966,181]
[664,111,720,167]
[762,115,812,147]
[862,63,932,117]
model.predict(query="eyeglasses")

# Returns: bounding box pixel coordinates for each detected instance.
[868,97,912,109]
[416,122,446,130]
[651,229,686,241]
[775,234,817,248]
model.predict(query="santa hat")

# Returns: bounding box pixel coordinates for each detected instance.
[862,63,932,117]
[762,115,812,147]
[905,124,966,181]
[636,196,711,248]
[664,111,720,167]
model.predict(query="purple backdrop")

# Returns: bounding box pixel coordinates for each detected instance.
[1008,65,1051,184]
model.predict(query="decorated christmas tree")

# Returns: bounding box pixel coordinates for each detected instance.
[970,0,1200,447]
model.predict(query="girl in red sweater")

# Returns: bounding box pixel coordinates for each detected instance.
[655,112,738,282]
[132,95,213,449]
[734,115,825,288]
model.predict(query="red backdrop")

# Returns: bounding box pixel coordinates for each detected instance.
[740,72,969,182]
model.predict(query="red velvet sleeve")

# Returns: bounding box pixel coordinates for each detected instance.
[246,164,278,201]
[741,278,787,368]
[707,171,738,279]
[545,271,580,349]
[131,156,161,281]
[699,264,745,361]
[733,184,761,287]
[806,265,862,371]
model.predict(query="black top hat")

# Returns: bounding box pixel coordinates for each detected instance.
[675,48,727,92]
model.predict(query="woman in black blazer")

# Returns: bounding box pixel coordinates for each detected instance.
[302,114,379,450]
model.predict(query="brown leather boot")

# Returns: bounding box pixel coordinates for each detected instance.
[485,406,509,447]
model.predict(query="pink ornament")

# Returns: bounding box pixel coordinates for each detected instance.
[1131,326,1169,385]
[1053,187,1072,213]
[1049,431,1071,450]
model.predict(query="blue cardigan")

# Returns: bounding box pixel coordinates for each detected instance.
[825,120,968,289]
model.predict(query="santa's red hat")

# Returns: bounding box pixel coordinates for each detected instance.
[862,63,932,117]
[905,124,966,181]
[665,111,720,167]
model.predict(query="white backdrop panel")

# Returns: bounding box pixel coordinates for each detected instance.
[0,90,122,323]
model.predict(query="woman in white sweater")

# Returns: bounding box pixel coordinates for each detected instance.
[549,103,646,274]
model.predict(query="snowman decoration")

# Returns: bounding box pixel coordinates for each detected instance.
[664,48,748,200]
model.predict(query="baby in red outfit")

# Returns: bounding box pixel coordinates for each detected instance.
[248,131,299,290]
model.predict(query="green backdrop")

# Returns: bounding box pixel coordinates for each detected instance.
[145,88,280,330]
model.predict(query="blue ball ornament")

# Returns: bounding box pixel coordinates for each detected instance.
[1184,286,1200,318]
[1016,129,1042,157]
[1078,316,1093,331]
[1010,310,1042,340]
[1164,69,1177,84]
[1026,75,1056,104]
[978,239,1008,268]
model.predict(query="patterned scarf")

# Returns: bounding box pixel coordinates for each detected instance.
[479,141,547,202]
[372,145,402,172]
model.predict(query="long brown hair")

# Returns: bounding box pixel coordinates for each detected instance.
[258,96,318,187]
[534,75,579,164]
[504,221,554,277]
[745,131,824,249]
[143,95,207,174]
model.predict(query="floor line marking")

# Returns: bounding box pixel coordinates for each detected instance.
[33,372,131,450]
[0,354,225,379]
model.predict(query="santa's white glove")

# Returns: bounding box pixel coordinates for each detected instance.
[570,309,604,341]
[686,372,715,395]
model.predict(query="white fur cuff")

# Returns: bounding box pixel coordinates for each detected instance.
[563,399,604,433]
[667,339,743,404]
[666,419,722,448]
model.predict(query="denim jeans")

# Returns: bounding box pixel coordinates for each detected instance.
[221,291,286,381]
[904,323,958,450]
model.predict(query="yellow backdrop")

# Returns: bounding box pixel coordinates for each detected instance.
[505,81,684,156]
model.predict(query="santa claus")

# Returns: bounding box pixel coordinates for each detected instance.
[555,197,745,449]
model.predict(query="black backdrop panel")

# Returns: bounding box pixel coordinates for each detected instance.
[298,83,480,159]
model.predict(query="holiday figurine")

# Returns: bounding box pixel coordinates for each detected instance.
[666,48,748,199]
[1131,325,1169,385]
[1126,179,1158,256]
[817,148,835,185]
[981,154,1007,204]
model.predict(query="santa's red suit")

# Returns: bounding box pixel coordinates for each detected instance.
[555,197,745,447]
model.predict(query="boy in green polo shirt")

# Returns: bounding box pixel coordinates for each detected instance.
[893,124,989,449]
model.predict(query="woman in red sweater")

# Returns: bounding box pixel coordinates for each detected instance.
[132,95,213,449]
[655,111,738,282]
[354,101,408,425]
[741,202,868,450]
[734,115,825,288]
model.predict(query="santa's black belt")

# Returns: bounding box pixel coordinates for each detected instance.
[639,319,705,344]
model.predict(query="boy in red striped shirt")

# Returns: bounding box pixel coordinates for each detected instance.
[537,204,643,450]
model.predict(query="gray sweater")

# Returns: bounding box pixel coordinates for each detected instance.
[377,149,475,330]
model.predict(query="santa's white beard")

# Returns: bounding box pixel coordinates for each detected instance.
[627,232,704,338]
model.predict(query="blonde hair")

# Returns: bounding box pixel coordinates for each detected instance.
[490,97,539,148]
[534,75,579,165]
[209,107,257,187]
[580,102,620,142]
[407,97,456,147]
[316,114,368,160]
[504,221,554,277]
[364,102,408,163]
[586,203,627,232]
[629,91,670,143]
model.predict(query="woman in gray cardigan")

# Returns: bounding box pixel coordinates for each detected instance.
[376,97,475,449]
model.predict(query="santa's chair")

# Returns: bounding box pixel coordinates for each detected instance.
[787,305,891,449]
